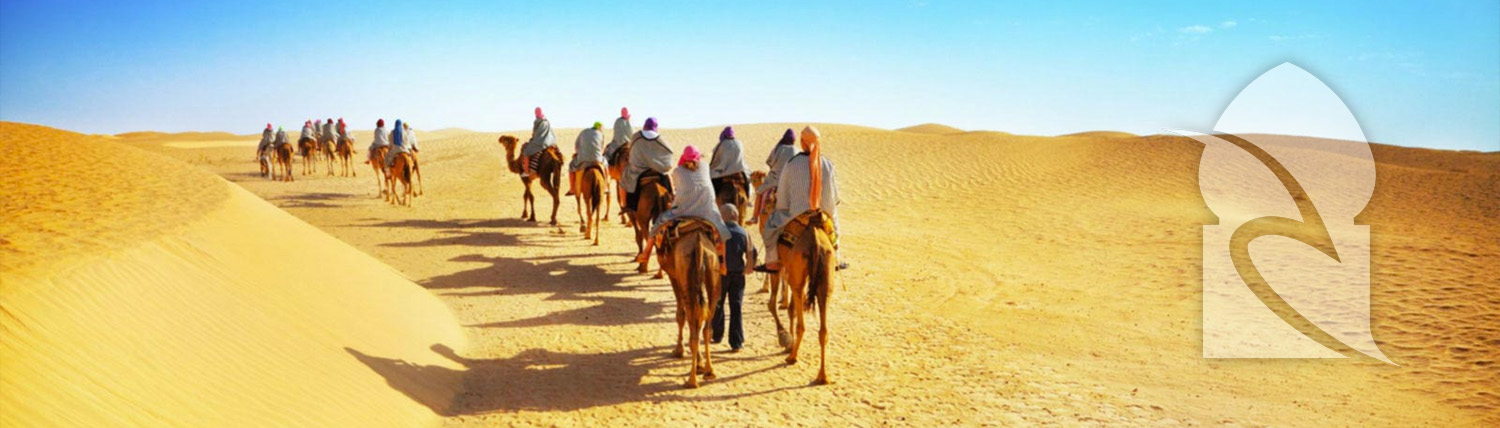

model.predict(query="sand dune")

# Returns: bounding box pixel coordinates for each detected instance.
[897,123,965,134]
[0,123,467,427]
[8,120,1495,426]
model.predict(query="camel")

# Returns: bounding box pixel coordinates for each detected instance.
[385,152,419,206]
[368,145,390,196]
[498,135,562,225]
[607,143,631,225]
[714,172,752,225]
[272,143,295,182]
[768,211,837,385]
[319,136,337,176]
[573,164,606,245]
[336,136,357,177]
[298,137,318,175]
[747,171,767,225]
[659,219,722,388]
[633,174,672,275]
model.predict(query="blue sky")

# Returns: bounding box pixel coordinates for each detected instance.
[2,0,1496,150]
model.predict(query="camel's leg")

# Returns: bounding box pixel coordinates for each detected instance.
[673,305,685,358]
[548,181,560,226]
[414,165,423,196]
[769,273,790,350]
[602,179,612,221]
[815,290,830,385]
[686,315,701,389]
[786,269,806,364]
[575,180,586,233]
[591,202,601,246]
[702,304,716,380]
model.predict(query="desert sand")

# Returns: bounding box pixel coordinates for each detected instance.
[0,123,467,427]
[3,120,1495,426]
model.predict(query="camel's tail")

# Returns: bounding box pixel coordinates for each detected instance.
[687,237,711,312]
[806,221,833,312]
[588,169,604,211]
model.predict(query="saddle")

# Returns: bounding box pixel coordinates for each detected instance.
[659,218,727,273]
[778,210,837,249]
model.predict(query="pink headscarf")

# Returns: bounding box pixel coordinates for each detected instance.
[678,145,702,167]
[620,107,630,120]
[535,107,544,119]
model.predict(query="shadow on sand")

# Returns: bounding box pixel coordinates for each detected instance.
[347,344,813,416]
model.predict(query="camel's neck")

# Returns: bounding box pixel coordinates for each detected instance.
[504,144,523,173]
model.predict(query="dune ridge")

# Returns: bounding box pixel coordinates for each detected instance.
[1,123,467,427]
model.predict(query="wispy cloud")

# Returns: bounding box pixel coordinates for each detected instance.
[1220,20,1237,29]
[1179,25,1213,34]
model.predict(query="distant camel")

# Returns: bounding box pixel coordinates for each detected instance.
[769,211,838,385]
[368,145,390,196]
[661,219,722,388]
[319,136,337,176]
[336,136,357,177]
[298,137,318,175]
[574,164,607,245]
[386,152,420,206]
[273,143,295,182]
[633,173,672,275]
[499,135,562,225]
[714,172,752,225]
[747,170,767,225]
[607,143,631,225]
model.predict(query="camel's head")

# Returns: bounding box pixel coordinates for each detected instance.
[749,170,767,187]
[497,135,518,149]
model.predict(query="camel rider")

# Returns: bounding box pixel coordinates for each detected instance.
[368,119,390,163]
[402,121,419,153]
[709,125,751,198]
[321,118,336,150]
[635,145,730,263]
[521,107,557,177]
[622,117,674,212]
[297,120,315,143]
[566,121,608,197]
[384,119,410,168]
[336,118,352,144]
[752,128,798,224]
[603,107,633,160]
[256,123,274,160]
[273,126,289,148]
[757,126,843,273]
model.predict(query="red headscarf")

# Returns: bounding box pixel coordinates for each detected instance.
[535,107,544,120]
[620,107,630,120]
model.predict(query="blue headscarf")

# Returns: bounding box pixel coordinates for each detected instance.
[391,119,404,146]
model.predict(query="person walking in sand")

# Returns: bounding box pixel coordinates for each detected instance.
[604,107,633,160]
[757,126,844,272]
[521,107,557,178]
[256,123,274,165]
[622,117,675,212]
[566,121,608,197]
[634,145,729,262]
[712,203,754,352]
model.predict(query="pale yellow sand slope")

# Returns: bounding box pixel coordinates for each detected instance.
[0,122,467,427]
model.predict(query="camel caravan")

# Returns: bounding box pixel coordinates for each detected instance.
[255,118,423,206]
[254,107,845,388]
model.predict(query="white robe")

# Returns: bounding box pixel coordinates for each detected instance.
[622,132,673,193]
[758,143,798,196]
[764,153,839,262]
[652,165,730,240]
[522,118,556,158]
[369,127,390,151]
[570,128,607,172]
[709,137,749,179]
[604,116,632,158]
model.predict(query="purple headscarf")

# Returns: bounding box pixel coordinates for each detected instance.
[777,128,795,146]
[644,117,659,131]
[720,126,735,141]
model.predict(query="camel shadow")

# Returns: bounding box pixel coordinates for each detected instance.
[346,343,816,416]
